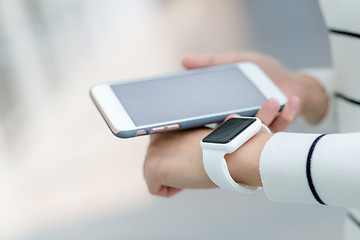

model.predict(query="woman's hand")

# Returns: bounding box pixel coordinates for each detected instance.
[144,127,214,197]
[182,52,328,129]
[143,114,273,197]
[143,52,329,197]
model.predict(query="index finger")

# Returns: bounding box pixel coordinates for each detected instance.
[181,53,215,69]
[182,52,258,69]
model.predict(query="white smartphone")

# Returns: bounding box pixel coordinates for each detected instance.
[90,62,287,138]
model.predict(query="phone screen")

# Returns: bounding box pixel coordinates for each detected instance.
[111,66,266,126]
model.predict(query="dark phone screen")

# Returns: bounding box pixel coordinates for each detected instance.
[111,66,266,126]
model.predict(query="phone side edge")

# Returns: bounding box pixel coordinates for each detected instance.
[116,108,260,138]
[90,84,136,136]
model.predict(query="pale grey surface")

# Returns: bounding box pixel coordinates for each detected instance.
[28,190,344,240]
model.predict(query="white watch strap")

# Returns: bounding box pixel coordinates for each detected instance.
[203,124,270,193]
[203,149,259,193]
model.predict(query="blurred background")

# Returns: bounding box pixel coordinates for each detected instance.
[0,0,343,239]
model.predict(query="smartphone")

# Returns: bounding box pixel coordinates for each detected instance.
[90,62,287,138]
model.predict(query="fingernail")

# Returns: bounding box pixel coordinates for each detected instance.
[289,96,300,111]
[265,100,278,114]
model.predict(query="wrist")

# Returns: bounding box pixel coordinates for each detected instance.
[225,133,273,187]
[294,73,329,124]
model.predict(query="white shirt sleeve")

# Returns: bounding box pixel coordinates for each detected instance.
[260,132,360,209]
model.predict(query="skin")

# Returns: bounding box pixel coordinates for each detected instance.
[143,52,329,197]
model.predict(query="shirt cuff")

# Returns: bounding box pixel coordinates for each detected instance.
[259,132,322,204]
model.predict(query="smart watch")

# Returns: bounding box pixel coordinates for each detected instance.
[201,117,271,193]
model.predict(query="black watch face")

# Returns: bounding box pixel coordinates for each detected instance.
[202,118,256,144]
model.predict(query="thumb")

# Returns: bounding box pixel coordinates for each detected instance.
[223,114,241,123]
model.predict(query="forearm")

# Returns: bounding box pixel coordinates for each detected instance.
[294,73,329,124]
[224,72,330,189]
[225,130,360,209]
[225,133,273,187]
[260,132,360,209]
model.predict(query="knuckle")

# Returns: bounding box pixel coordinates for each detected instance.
[255,109,267,120]
[144,158,160,174]
[258,114,275,126]
[145,178,161,196]
[148,187,157,195]
[270,120,284,132]
[239,51,258,59]
[271,125,282,133]
[242,52,266,65]
[281,113,294,124]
